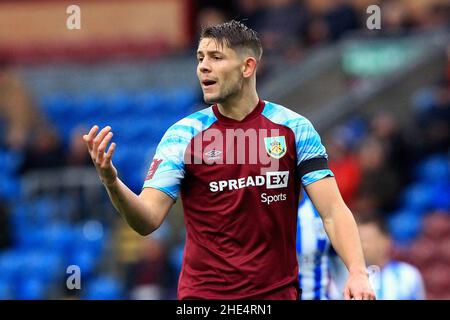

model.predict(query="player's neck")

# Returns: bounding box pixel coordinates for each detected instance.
[216,89,259,121]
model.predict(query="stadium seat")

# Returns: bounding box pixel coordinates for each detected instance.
[16,277,47,300]
[10,203,29,241]
[19,250,63,283]
[0,250,23,284]
[75,92,106,123]
[42,223,75,252]
[39,93,74,121]
[105,90,134,116]
[33,197,60,225]
[415,155,450,185]
[388,210,423,245]
[411,87,435,113]
[0,176,21,202]
[430,183,450,211]
[42,222,106,287]
[165,88,196,112]
[0,279,12,300]
[83,276,123,300]
[0,150,23,175]
[67,248,98,278]
[401,183,433,213]
[134,90,165,116]
[15,227,45,250]
[72,220,107,256]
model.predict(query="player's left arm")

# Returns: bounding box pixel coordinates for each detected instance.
[305,177,376,300]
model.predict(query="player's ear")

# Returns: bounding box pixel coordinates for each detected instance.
[242,57,257,79]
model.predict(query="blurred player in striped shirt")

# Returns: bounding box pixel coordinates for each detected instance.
[358,214,426,300]
[297,191,347,299]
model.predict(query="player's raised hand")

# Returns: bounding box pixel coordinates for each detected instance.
[343,271,376,300]
[83,125,118,186]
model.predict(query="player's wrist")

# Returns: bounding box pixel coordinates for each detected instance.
[102,176,118,188]
[348,266,369,277]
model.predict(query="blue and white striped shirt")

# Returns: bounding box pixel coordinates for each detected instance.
[368,261,426,300]
[296,192,333,300]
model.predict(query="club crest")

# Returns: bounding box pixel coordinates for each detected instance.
[264,136,287,159]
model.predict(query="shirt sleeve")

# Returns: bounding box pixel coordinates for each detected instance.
[295,118,334,186]
[409,267,426,300]
[142,128,187,200]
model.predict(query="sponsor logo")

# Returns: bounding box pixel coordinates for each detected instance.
[264,136,287,159]
[266,171,289,189]
[145,159,163,181]
[209,171,289,192]
[261,192,287,204]
[204,149,222,161]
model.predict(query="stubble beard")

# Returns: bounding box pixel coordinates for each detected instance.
[203,78,243,105]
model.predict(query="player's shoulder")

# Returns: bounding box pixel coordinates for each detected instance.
[162,106,217,142]
[389,261,423,280]
[262,100,312,128]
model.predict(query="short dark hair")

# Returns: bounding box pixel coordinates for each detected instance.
[200,20,263,61]
[357,213,390,236]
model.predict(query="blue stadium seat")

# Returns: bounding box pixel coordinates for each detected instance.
[67,248,98,278]
[388,210,423,245]
[83,276,123,300]
[165,88,196,112]
[16,277,47,300]
[430,183,450,211]
[411,87,435,113]
[68,221,108,278]
[39,92,74,122]
[337,117,368,148]
[76,92,104,111]
[105,90,134,117]
[16,227,45,250]
[33,197,60,225]
[19,250,63,283]
[10,203,29,242]
[0,279,12,300]
[72,221,107,256]
[134,90,165,116]
[41,223,75,253]
[0,176,21,202]
[401,183,433,213]
[0,150,23,175]
[415,155,450,185]
[0,250,23,284]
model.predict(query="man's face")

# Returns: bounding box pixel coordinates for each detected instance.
[196,38,245,104]
[358,223,390,266]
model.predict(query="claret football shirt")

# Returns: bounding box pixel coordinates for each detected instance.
[143,99,333,299]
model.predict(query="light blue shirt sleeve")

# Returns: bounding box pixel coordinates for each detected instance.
[295,119,334,186]
[141,106,217,200]
[409,266,426,300]
[142,126,188,200]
